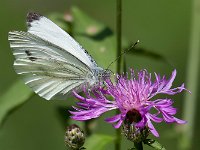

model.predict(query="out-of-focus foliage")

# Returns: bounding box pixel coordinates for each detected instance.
[128,47,170,65]
[84,134,115,150]
[0,80,33,126]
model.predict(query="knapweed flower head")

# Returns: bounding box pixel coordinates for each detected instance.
[70,69,188,137]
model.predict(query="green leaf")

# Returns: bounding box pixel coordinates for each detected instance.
[84,134,115,150]
[72,7,106,35]
[143,139,166,150]
[128,47,171,65]
[0,80,33,126]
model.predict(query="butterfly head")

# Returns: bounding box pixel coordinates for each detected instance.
[102,69,112,80]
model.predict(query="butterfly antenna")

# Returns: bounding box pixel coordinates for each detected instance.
[106,40,140,70]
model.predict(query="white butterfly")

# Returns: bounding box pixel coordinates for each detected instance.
[8,12,110,100]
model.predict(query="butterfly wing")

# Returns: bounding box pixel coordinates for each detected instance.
[27,12,98,68]
[8,13,99,100]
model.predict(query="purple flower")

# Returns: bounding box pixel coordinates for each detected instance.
[70,69,188,137]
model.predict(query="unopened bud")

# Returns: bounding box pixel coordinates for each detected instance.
[65,124,85,150]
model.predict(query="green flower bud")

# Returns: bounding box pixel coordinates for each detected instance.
[122,123,150,143]
[65,124,85,150]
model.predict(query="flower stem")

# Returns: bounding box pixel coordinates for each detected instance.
[134,142,143,150]
[179,0,200,149]
[116,0,122,73]
[84,120,92,136]
[115,0,122,150]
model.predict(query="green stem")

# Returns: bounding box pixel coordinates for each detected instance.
[115,0,122,150]
[134,142,143,150]
[179,0,200,149]
[84,120,92,136]
[116,0,122,73]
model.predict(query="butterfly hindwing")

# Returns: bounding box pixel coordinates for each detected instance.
[9,31,92,100]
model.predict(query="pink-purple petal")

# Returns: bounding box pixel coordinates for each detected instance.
[148,113,163,123]
[161,69,176,91]
[147,119,159,137]
[113,119,123,128]
[174,117,187,124]
[105,114,121,123]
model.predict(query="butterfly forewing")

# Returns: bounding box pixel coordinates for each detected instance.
[27,12,97,68]
[8,12,101,100]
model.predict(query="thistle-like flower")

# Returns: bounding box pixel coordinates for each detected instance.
[70,69,188,137]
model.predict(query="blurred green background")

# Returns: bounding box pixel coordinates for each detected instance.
[0,0,199,150]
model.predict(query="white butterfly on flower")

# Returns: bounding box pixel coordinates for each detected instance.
[8,12,110,100]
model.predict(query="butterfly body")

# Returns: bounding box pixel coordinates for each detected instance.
[8,12,110,100]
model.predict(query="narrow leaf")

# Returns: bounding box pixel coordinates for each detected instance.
[143,139,166,150]
[128,46,170,65]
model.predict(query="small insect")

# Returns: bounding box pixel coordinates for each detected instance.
[8,12,111,100]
